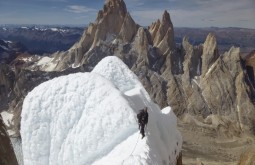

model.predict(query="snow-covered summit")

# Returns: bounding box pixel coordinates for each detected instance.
[21,56,182,165]
[92,56,149,98]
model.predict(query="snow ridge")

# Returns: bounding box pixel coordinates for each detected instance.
[21,56,182,165]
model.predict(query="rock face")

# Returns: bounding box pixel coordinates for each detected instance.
[0,116,18,165]
[1,0,255,138]
[0,64,15,111]
[238,147,255,165]
[245,50,255,83]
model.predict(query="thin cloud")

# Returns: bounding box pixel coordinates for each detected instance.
[129,0,255,28]
[0,0,254,27]
[65,5,96,14]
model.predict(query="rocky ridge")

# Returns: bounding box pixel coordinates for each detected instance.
[1,0,255,139]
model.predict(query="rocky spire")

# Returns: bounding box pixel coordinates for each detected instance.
[201,33,219,76]
[119,12,139,42]
[133,27,150,56]
[35,0,140,71]
[222,46,242,76]
[149,19,160,41]
[149,10,175,51]
[98,0,127,21]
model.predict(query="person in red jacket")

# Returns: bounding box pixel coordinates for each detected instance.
[137,107,148,139]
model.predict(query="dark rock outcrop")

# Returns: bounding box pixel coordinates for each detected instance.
[0,116,18,165]
[0,64,15,110]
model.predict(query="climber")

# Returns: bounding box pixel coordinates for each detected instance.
[137,107,148,139]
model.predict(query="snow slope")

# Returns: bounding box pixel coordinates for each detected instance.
[21,56,182,165]
[0,111,14,127]
[0,111,15,136]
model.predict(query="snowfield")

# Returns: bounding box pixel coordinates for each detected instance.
[21,56,182,165]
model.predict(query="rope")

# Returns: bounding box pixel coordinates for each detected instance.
[121,108,146,164]
[130,132,140,155]
[121,132,140,165]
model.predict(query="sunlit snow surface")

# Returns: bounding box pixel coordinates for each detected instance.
[21,56,182,165]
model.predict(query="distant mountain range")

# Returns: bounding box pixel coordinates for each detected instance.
[0,26,84,55]
[0,26,254,56]
[174,27,255,55]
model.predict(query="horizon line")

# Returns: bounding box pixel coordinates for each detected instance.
[0,24,254,30]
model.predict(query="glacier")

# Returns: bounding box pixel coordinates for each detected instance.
[21,56,182,165]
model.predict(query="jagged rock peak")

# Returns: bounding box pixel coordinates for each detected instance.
[105,0,125,4]
[133,27,151,56]
[93,0,137,44]
[96,0,127,21]
[223,47,242,79]
[148,19,161,41]
[40,0,139,71]
[149,10,175,50]
[204,33,217,48]
[182,36,189,42]
[182,36,192,49]
[162,10,172,25]
[74,0,137,51]
[119,12,138,42]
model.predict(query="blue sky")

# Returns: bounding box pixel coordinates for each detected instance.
[0,0,254,28]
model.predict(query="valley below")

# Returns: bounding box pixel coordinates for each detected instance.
[179,120,254,165]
